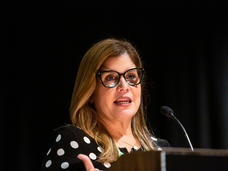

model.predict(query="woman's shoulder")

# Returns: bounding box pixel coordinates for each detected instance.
[41,124,106,170]
[53,124,85,136]
[50,124,98,148]
[150,135,170,148]
[54,124,83,133]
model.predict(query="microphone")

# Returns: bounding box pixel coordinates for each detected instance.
[160,106,194,151]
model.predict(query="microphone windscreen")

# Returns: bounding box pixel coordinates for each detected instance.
[160,106,174,118]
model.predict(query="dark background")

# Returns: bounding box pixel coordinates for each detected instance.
[4,4,228,171]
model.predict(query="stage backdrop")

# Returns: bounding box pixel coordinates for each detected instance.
[4,7,228,171]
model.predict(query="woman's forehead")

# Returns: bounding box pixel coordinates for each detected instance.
[101,54,136,71]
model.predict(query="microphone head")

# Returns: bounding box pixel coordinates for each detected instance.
[160,106,175,119]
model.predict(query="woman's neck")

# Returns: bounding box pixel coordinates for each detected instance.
[101,118,132,138]
[102,120,141,153]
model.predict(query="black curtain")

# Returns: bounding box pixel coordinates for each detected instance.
[4,7,228,171]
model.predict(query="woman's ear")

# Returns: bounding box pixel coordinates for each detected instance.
[89,94,94,104]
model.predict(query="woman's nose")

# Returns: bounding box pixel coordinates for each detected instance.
[117,76,129,91]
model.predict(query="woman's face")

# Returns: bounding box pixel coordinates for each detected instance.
[92,53,141,123]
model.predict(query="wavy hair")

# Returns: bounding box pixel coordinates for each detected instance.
[70,38,156,163]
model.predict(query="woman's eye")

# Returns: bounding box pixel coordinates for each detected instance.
[105,75,116,81]
[126,74,137,80]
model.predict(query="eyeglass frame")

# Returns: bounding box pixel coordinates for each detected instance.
[96,67,144,88]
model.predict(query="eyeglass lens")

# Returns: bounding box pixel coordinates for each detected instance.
[100,68,143,88]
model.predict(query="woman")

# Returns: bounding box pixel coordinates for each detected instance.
[41,38,169,171]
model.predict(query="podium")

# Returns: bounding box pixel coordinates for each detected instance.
[107,148,228,171]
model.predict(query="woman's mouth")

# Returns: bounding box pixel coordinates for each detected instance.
[114,97,132,105]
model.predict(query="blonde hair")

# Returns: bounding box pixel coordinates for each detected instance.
[70,38,156,163]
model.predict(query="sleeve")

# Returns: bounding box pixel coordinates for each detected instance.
[156,138,171,147]
[40,124,107,171]
[150,135,171,149]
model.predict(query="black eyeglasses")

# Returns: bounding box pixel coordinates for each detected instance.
[96,67,144,88]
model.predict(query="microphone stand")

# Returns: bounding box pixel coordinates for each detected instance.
[171,113,194,151]
[160,106,194,151]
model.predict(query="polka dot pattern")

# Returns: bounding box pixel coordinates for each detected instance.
[89,153,97,160]
[104,162,111,168]
[46,148,51,156]
[45,160,52,168]
[97,146,103,152]
[41,126,109,170]
[61,162,69,169]
[151,136,157,141]
[70,141,79,149]
[41,125,166,171]
[83,136,91,144]
[56,134,61,142]
[57,148,65,156]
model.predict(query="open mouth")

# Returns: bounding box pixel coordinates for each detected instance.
[114,97,132,104]
[114,100,132,104]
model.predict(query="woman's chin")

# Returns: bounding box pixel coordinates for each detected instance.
[116,109,136,118]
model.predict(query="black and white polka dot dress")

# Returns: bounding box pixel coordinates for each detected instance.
[40,124,170,171]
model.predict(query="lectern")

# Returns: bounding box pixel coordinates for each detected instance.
[107,148,228,171]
